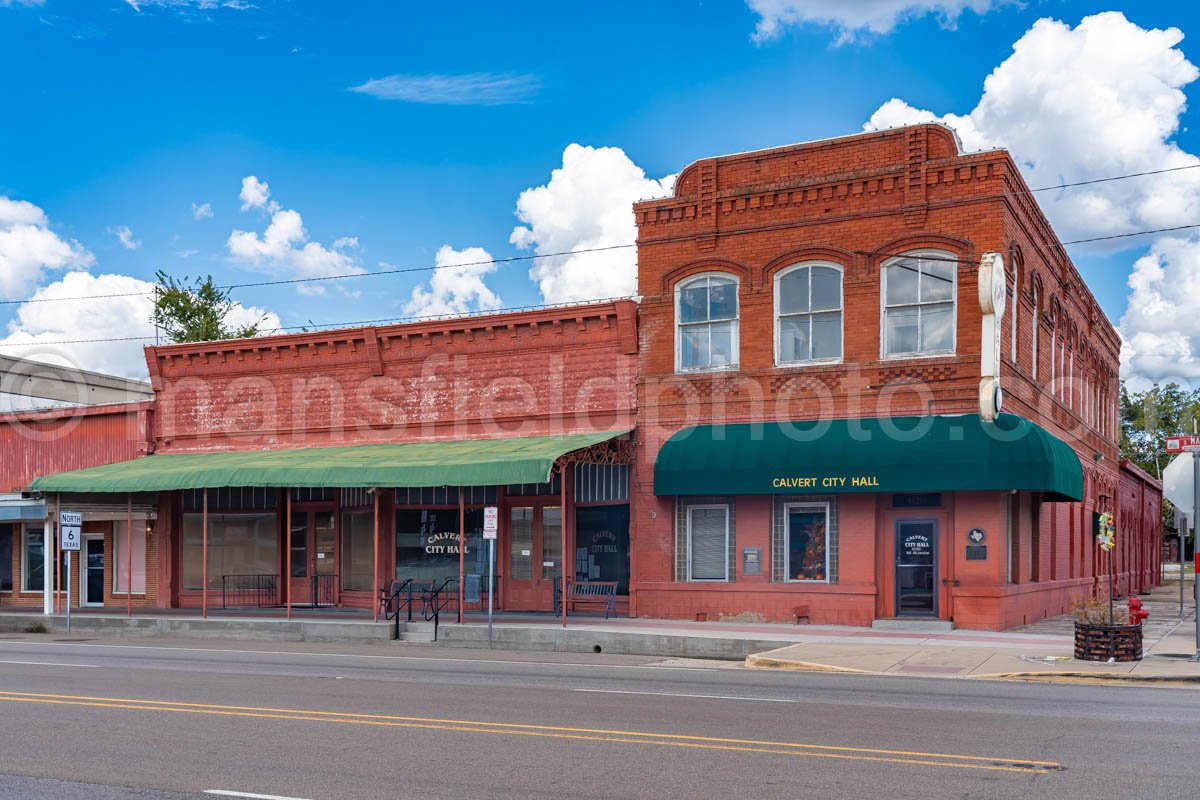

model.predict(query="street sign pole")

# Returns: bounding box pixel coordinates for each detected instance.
[1192,451,1200,662]
[483,506,498,649]
[65,552,71,635]
[59,511,82,635]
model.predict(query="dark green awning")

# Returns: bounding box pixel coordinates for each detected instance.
[654,414,1082,501]
[29,430,628,493]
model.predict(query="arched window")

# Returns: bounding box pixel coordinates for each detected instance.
[675,273,739,372]
[1009,256,1021,364]
[775,263,843,365]
[1030,277,1041,381]
[881,250,956,358]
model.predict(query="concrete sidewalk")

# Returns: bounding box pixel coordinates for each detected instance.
[745,580,1199,682]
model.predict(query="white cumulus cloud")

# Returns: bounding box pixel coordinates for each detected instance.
[748,0,1002,44]
[0,196,94,299]
[227,176,362,294]
[403,245,503,318]
[109,224,141,250]
[0,271,281,380]
[860,11,1200,387]
[509,144,675,304]
[191,201,213,220]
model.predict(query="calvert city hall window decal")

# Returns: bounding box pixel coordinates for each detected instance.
[395,508,485,582]
[785,503,830,582]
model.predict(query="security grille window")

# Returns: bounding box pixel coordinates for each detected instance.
[784,503,831,581]
[883,251,956,357]
[687,505,730,581]
[676,274,738,372]
[775,264,843,365]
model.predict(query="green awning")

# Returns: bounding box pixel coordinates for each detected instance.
[29,430,629,493]
[654,414,1082,501]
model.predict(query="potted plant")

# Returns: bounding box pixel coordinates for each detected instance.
[1072,512,1142,662]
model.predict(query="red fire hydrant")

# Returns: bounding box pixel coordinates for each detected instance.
[1128,596,1150,625]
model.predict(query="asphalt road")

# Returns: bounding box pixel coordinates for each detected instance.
[0,634,1195,800]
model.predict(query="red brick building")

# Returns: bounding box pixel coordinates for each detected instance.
[15,124,1163,630]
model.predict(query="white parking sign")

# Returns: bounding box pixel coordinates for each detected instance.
[60,511,82,551]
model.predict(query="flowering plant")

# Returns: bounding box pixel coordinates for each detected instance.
[1096,511,1115,552]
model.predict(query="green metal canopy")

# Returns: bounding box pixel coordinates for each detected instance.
[29,430,629,493]
[654,414,1083,501]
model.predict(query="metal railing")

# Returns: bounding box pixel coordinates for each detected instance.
[383,576,462,641]
[310,574,338,608]
[425,577,459,641]
[221,574,279,609]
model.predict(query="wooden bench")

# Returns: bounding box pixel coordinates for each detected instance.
[565,580,619,619]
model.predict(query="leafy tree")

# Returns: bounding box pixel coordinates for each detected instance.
[152,271,265,344]
[1119,382,1200,477]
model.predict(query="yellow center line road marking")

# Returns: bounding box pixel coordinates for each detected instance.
[0,690,1063,775]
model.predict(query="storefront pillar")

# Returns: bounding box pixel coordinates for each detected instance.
[53,493,61,615]
[42,499,53,616]
[201,488,208,620]
[372,489,380,623]
[457,487,465,624]
[285,490,292,620]
[561,460,569,629]
[127,494,133,617]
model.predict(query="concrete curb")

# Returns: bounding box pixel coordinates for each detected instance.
[973,671,1200,685]
[743,655,869,673]
[0,613,393,644]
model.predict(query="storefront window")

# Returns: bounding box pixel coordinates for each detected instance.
[23,528,46,592]
[113,521,147,595]
[575,505,630,594]
[687,505,730,581]
[341,510,374,592]
[395,508,484,582]
[0,527,12,592]
[786,504,829,581]
[182,513,278,590]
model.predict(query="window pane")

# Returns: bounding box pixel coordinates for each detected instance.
[114,521,147,594]
[778,270,809,315]
[921,303,954,352]
[788,509,828,581]
[708,279,737,321]
[778,316,810,363]
[679,283,708,323]
[395,508,463,582]
[509,507,533,580]
[182,513,278,591]
[811,312,842,360]
[0,530,11,592]
[885,306,919,355]
[542,507,562,580]
[290,512,308,578]
[679,326,707,370]
[886,260,919,305]
[689,507,728,581]
[575,505,630,594]
[708,322,735,367]
[24,532,44,592]
[340,511,374,592]
[921,259,954,302]
[810,267,840,312]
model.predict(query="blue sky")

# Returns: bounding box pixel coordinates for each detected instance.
[2,0,1200,383]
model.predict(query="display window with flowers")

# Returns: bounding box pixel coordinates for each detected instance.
[785,503,830,582]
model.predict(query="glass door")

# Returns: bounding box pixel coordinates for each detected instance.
[83,536,105,607]
[288,509,338,607]
[894,519,937,617]
[505,505,561,612]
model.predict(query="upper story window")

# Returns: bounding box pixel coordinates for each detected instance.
[882,250,956,358]
[676,273,738,372]
[775,263,843,365]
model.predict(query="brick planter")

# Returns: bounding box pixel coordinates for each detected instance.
[1074,622,1143,662]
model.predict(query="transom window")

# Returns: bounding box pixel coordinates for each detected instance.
[882,250,956,357]
[676,274,738,372]
[775,263,843,365]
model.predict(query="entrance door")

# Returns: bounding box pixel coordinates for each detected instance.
[894,519,937,617]
[505,505,562,612]
[83,536,105,607]
[288,509,338,607]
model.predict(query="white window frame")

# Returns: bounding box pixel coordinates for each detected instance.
[774,262,844,367]
[685,504,730,582]
[880,249,957,359]
[783,501,831,583]
[1030,284,1040,381]
[21,526,46,594]
[674,272,739,373]
[1009,268,1019,364]
[81,533,105,607]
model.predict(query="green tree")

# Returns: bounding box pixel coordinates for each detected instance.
[1119,382,1200,477]
[152,271,265,344]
